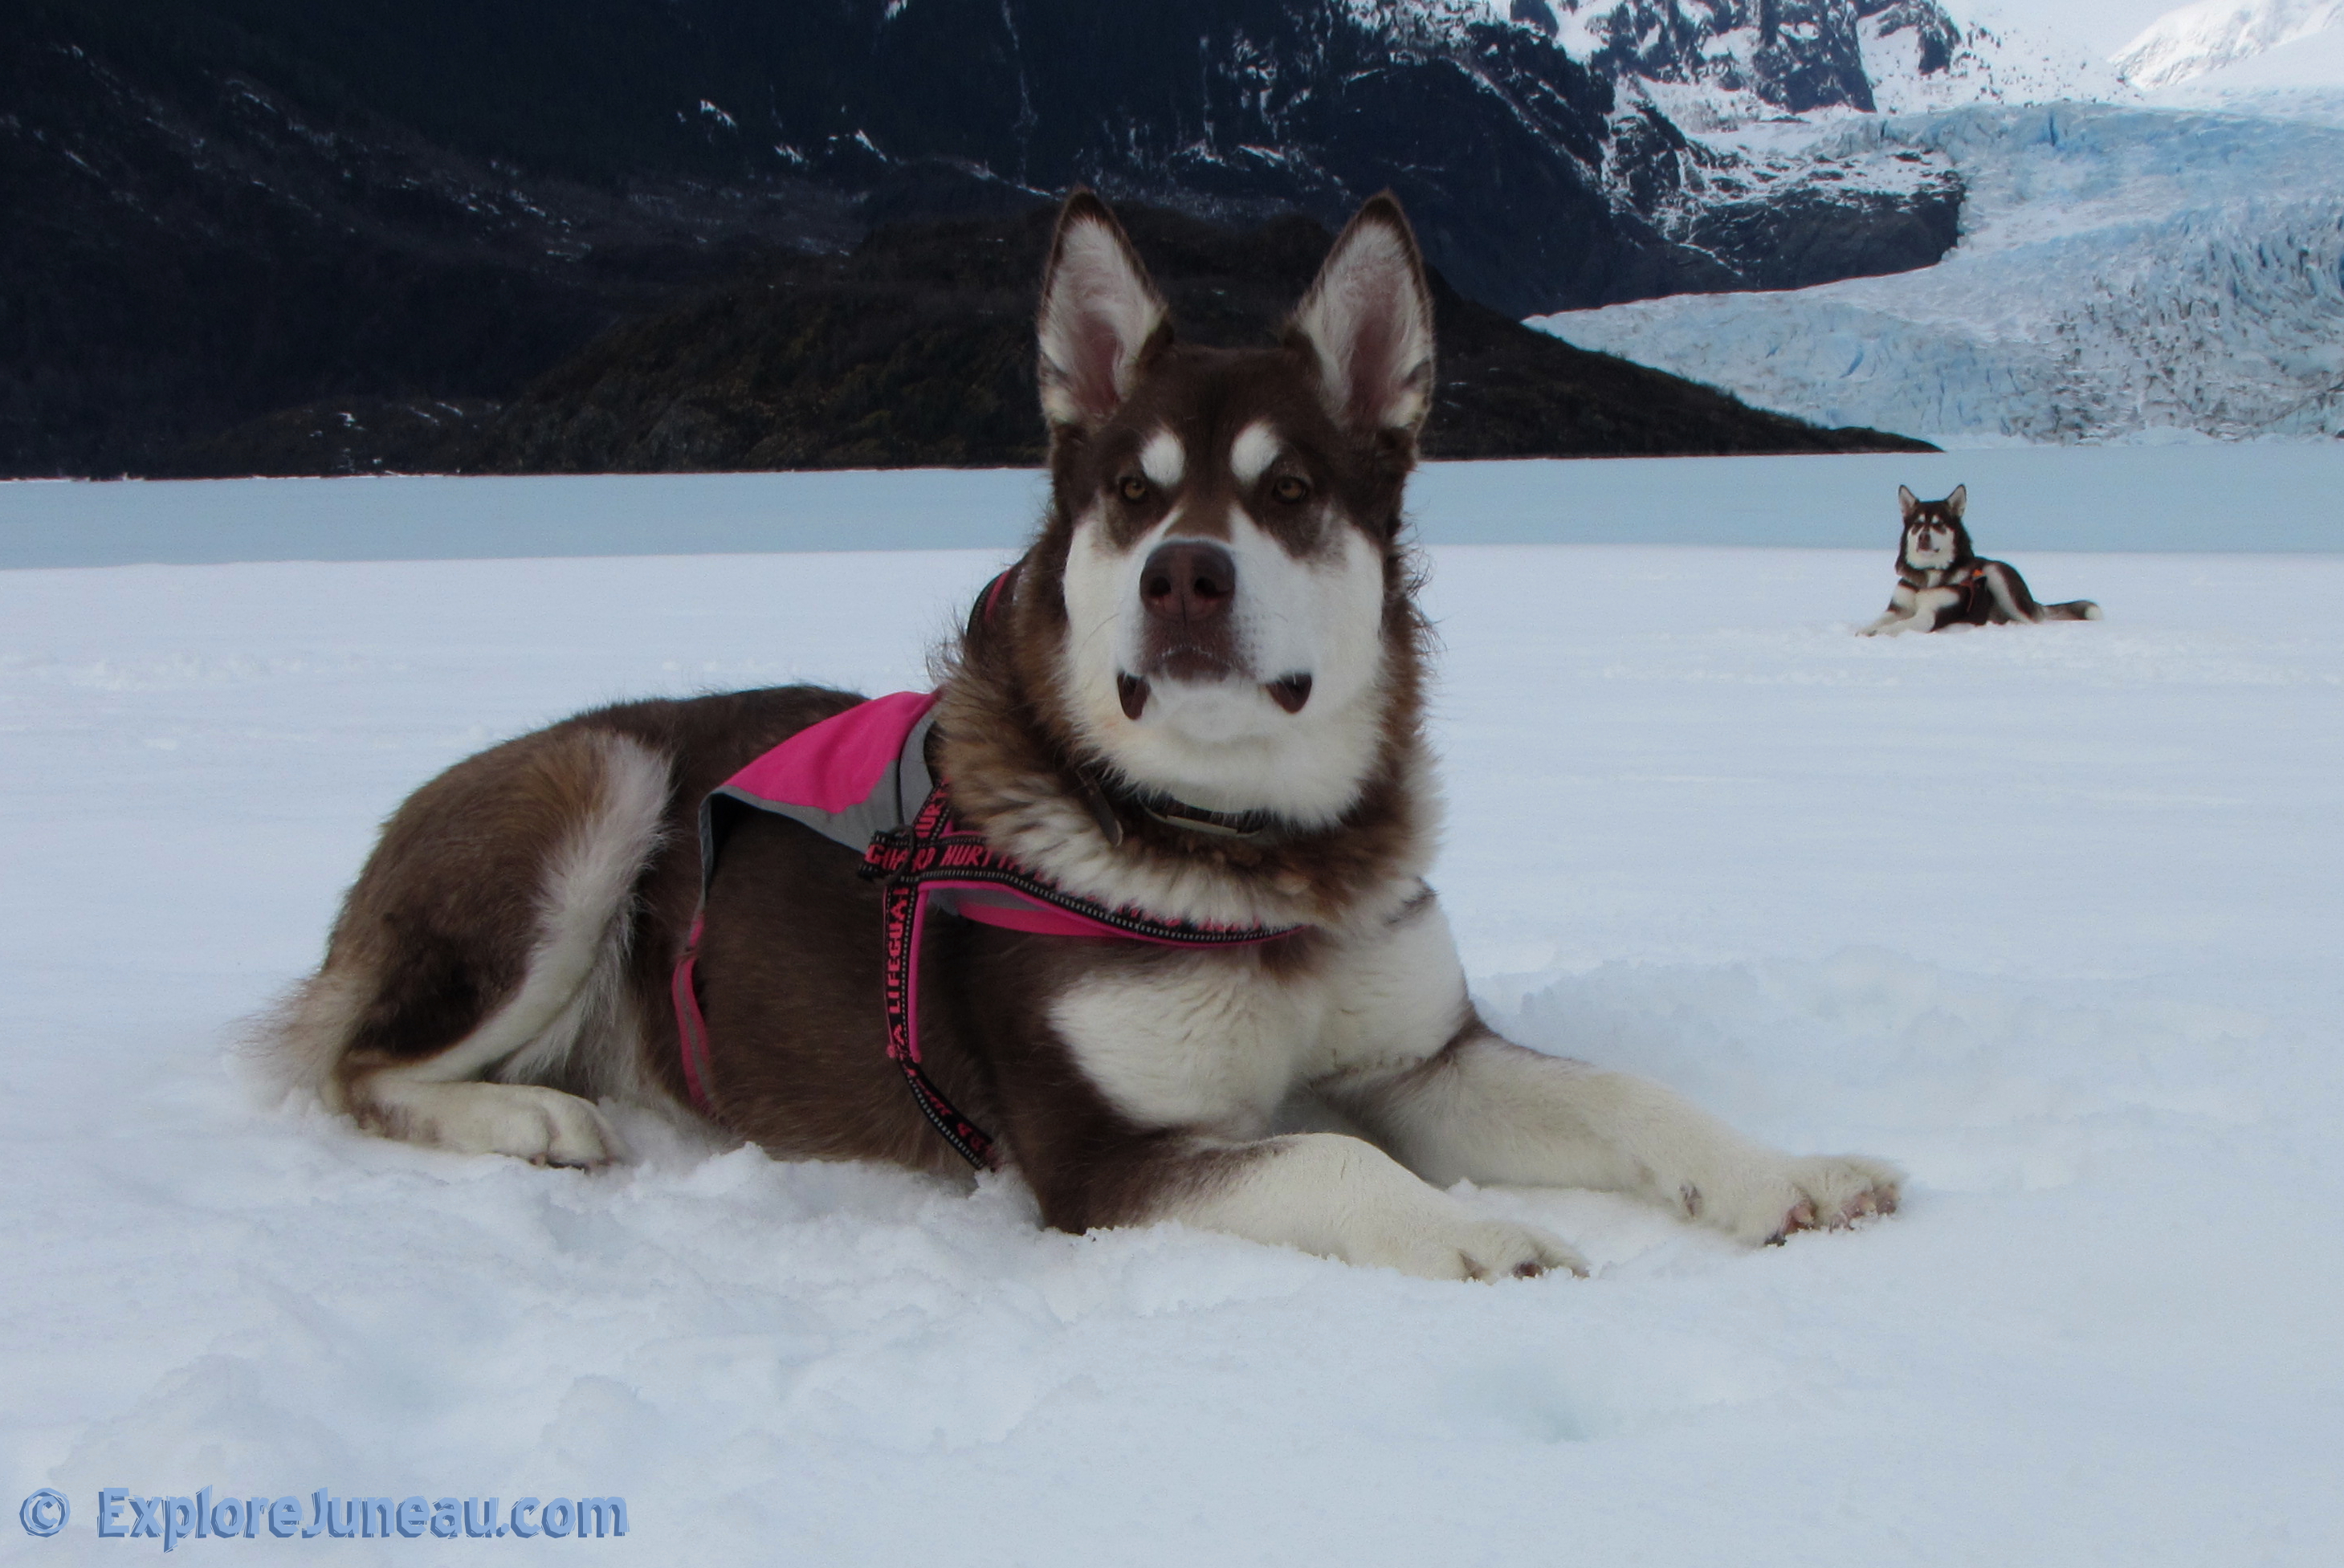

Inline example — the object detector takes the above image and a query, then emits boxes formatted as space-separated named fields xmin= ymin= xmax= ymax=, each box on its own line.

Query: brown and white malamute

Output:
xmin=1862 ymin=484 xmax=2101 ymax=634
xmin=264 ymin=193 xmax=1899 ymax=1280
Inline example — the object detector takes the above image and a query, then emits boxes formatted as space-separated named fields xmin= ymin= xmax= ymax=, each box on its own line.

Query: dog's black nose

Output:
xmin=1141 ymin=541 xmax=1236 ymax=623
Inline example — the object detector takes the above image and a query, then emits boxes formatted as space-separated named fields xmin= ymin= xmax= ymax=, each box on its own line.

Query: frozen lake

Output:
xmin=2 ymin=476 xmax=2340 ymax=1562
xmin=4 ymin=444 xmax=2342 ymax=569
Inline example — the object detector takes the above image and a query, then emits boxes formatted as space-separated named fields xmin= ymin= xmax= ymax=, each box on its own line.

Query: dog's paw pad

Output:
xmin=1767 ymin=1198 xmax=1820 ymax=1245
xmin=1457 ymin=1221 xmax=1588 ymax=1283
xmin=422 ymin=1084 xmax=623 ymax=1169
xmin=520 ymin=1097 xmax=622 ymax=1169
xmin=1771 ymin=1156 xmax=1902 ymax=1241
xmin=1368 ymin=1215 xmax=1586 ymax=1283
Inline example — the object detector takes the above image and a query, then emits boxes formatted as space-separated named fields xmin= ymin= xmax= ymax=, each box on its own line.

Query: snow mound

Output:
xmin=1532 ymin=103 xmax=2344 ymax=445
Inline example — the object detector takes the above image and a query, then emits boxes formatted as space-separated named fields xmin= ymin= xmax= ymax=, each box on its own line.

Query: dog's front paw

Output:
xmin=1355 ymin=1210 xmax=1589 ymax=1283
xmin=1701 ymin=1155 xmax=1902 ymax=1247
xmin=369 ymin=1081 xmax=626 ymax=1170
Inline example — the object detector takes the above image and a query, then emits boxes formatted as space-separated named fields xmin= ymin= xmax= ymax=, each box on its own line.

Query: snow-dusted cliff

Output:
xmin=1495 ymin=0 xmax=2119 ymax=116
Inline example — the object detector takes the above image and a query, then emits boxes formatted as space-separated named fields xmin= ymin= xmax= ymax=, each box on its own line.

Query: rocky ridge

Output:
xmin=161 ymin=206 xmax=1933 ymax=475
xmin=2 ymin=0 xmax=2006 ymax=476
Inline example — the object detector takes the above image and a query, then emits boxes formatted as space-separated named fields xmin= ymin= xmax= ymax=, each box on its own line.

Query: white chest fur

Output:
xmin=1048 ymin=892 xmax=1473 ymax=1135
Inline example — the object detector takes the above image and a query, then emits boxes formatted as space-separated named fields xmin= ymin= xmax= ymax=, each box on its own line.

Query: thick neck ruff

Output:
xmin=671 ymin=689 xmax=1301 ymax=1167
xmin=936 ymin=560 xmax=1439 ymax=939
xmin=1903 ymin=560 xmax=1983 ymax=587
xmin=985 ymin=564 xmax=1281 ymax=847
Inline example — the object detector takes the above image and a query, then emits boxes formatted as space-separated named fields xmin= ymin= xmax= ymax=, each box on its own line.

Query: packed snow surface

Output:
xmin=4 ymin=479 xmax=2342 ymax=1562
xmin=1535 ymin=100 xmax=2344 ymax=445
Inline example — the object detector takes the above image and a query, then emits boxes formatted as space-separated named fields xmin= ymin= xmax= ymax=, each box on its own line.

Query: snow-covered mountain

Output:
xmin=17 ymin=0 xmax=2309 ymax=470
xmin=1532 ymin=103 xmax=2344 ymax=444
xmin=1457 ymin=0 xmax=2138 ymax=308
xmin=2115 ymin=0 xmax=2344 ymax=88
xmin=1525 ymin=0 xmax=2125 ymax=120
xmin=1857 ymin=3 xmax=2134 ymax=112
xmin=6 ymin=0 xmax=2101 ymax=476
xmin=2138 ymin=0 xmax=2344 ymax=115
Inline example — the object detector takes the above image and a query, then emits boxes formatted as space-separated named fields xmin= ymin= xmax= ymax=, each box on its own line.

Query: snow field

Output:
xmin=2 ymin=530 xmax=2342 ymax=1564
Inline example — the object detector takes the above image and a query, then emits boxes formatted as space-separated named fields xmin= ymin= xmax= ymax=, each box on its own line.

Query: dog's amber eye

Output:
xmin=1117 ymin=475 xmax=1150 ymax=503
xmin=1270 ymin=474 xmax=1310 ymax=505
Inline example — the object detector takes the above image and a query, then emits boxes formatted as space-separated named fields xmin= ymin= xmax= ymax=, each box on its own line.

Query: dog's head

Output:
xmin=974 ymin=192 xmax=1433 ymax=834
xmin=1898 ymin=484 xmax=1975 ymax=573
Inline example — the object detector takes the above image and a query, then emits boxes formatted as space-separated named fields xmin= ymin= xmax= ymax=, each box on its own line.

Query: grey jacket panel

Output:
xmin=698 ymin=708 xmax=938 ymax=886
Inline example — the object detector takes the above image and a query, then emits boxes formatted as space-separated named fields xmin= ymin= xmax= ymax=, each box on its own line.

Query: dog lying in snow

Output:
xmin=263 ymin=191 xmax=1901 ymax=1281
xmin=1862 ymin=485 xmax=2101 ymax=635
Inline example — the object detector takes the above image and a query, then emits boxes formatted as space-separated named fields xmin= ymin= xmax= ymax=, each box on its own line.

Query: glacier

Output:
xmin=1534 ymin=100 xmax=2344 ymax=445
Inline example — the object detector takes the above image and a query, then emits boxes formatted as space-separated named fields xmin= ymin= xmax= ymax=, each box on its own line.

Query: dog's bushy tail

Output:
xmin=243 ymin=726 xmax=671 ymax=1112
xmin=1991 ymin=561 xmax=2099 ymax=623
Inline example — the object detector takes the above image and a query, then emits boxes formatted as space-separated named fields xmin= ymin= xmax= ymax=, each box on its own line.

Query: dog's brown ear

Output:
xmin=1037 ymin=191 xmax=1168 ymax=432
xmin=1292 ymin=193 xmax=1435 ymax=435
xmin=1898 ymin=484 xmax=1919 ymax=519
xmin=1946 ymin=483 xmax=1967 ymax=519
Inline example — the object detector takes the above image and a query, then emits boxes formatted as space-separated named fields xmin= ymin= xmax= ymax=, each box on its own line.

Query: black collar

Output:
xmin=1131 ymin=792 xmax=1274 ymax=838
xmin=1073 ymin=768 xmax=1274 ymax=845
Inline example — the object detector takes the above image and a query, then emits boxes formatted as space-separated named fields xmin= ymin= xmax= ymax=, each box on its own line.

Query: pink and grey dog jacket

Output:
xmin=672 ymin=690 xmax=1298 ymax=1168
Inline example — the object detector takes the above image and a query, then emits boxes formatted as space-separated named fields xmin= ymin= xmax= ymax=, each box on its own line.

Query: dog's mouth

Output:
xmin=1116 ymin=669 xmax=1315 ymax=719
xmin=1154 ymin=644 xmax=1235 ymax=684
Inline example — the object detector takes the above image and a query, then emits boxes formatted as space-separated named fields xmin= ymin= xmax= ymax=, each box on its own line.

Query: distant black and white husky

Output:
xmin=261 ymin=191 xmax=1900 ymax=1281
xmin=1862 ymin=485 xmax=2101 ymax=635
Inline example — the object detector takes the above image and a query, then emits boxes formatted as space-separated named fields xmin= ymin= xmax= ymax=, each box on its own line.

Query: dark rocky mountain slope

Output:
xmin=165 ymin=207 xmax=1931 ymax=475
xmin=4 ymin=0 xmax=1956 ymax=477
